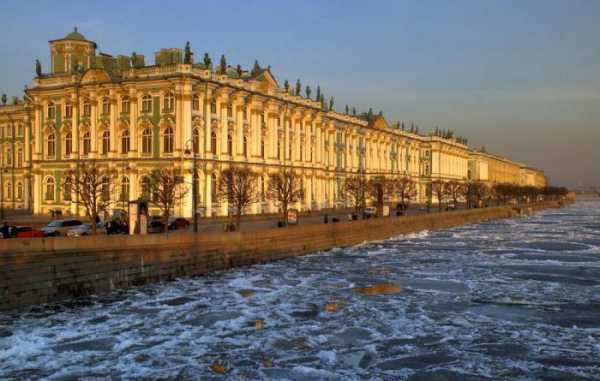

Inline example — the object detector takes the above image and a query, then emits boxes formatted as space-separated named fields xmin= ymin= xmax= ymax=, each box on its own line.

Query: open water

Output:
xmin=1 ymin=202 xmax=599 ymax=380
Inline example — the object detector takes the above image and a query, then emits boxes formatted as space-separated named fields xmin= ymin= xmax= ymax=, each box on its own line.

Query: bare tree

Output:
xmin=148 ymin=167 xmax=188 ymax=228
xmin=216 ymin=166 xmax=260 ymax=230
xmin=466 ymin=181 xmax=488 ymax=208
xmin=430 ymin=180 xmax=446 ymax=212
xmin=266 ymin=168 xmax=304 ymax=226
xmin=63 ymin=163 xmax=113 ymax=234
xmin=367 ymin=176 xmax=393 ymax=216
xmin=342 ymin=175 xmax=368 ymax=213
xmin=444 ymin=180 xmax=466 ymax=209
xmin=393 ymin=176 xmax=417 ymax=209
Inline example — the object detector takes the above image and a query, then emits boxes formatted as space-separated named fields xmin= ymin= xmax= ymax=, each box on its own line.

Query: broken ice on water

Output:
xmin=1 ymin=202 xmax=600 ymax=380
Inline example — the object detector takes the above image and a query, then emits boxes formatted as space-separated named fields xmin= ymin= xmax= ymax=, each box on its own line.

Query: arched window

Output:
xmin=64 ymin=132 xmax=72 ymax=156
xmin=210 ymin=130 xmax=217 ymax=155
xmin=6 ymin=182 xmax=12 ymax=200
xmin=17 ymin=148 xmax=23 ymax=168
xmin=101 ymin=176 xmax=110 ymax=201
xmin=83 ymin=101 xmax=91 ymax=117
xmin=227 ymin=133 xmax=233 ymax=155
xmin=47 ymin=133 xmax=56 ymax=157
xmin=121 ymin=96 xmax=130 ymax=114
xmin=121 ymin=130 xmax=130 ymax=154
xmin=163 ymin=126 xmax=174 ymax=153
xmin=44 ymin=177 xmax=55 ymax=201
xmin=65 ymin=103 xmax=73 ymax=118
xmin=141 ymin=176 xmax=151 ymax=200
xmin=102 ymin=98 xmax=110 ymax=115
xmin=243 ymin=135 xmax=248 ymax=157
xmin=120 ymin=177 xmax=130 ymax=202
xmin=16 ymin=182 xmax=23 ymax=200
xmin=101 ymin=131 xmax=110 ymax=155
xmin=142 ymin=128 xmax=152 ymax=154
xmin=142 ymin=95 xmax=152 ymax=113
xmin=47 ymin=102 xmax=55 ymax=119
xmin=82 ymin=132 xmax=91 ymax=155
xmin=164 ymin=92 xmax=174 ymax=112
xmin=192 ymin=128 xmax=200 ymax=154
xmin=192 ymin=94 xmax=200 ymax=111
xmin=63 ymin=177 xmax=72 ymax=201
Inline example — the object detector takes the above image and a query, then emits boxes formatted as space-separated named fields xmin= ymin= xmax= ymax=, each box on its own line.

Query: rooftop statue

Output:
xmin=35 ymin=59 xmax=42 ymax=77
xmin=184 ymin=42 xmax=192 ymax=64
xmin=203 ymin=53 xmax=212 ymax=68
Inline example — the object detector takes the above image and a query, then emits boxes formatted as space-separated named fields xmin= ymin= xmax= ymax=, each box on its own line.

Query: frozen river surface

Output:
xmin=1 ymin=202 xmax=600 ymax=380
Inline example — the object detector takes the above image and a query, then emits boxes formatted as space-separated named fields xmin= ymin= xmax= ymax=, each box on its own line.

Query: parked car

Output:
xmin=14 ymin=226 xmax=45 ymax=238
xmin=168 ymin=217 xmax=190 ymax=231
xmin=66 ymin=223 xmax=107 ymax=237
xmin=41 ymin=219 xmax=83 ymax=237
xmin=147 ymin=220 xmax=165 ymax=234
xmin=363 ymin=206 xmax=377 ymax=218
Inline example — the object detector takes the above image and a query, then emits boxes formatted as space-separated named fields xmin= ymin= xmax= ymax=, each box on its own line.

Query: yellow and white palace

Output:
xmin=0 ymin=29 xmax=547 ymax=218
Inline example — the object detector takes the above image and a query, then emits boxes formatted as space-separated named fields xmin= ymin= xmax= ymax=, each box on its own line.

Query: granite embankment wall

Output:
xmin=0 ymin=202 xmax=562 ymax=312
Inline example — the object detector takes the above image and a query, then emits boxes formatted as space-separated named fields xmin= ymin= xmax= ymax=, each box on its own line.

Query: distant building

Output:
xmin=0 ymin=29 xmax=547 ymax=217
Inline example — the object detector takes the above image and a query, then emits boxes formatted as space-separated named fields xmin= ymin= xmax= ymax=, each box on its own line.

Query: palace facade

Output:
xmin=0 ymin=29 xmax=547 ymax=218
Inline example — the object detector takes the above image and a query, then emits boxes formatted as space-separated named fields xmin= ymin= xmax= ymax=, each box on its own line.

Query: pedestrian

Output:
xmin=0 ymin=222 xmax=10 ymax=238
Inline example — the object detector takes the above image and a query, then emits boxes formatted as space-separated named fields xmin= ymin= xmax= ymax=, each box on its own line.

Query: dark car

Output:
xmin=147 ymin=220 xmax=165 ymax=234
xmin=168 ymin=217 xmax=190 ymax=231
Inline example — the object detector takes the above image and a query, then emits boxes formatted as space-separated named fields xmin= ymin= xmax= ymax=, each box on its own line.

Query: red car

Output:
xmin=15 ymin=226 xmax=45 ymax=238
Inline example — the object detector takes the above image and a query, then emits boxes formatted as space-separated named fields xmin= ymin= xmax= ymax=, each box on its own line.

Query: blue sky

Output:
xmin=1 ymin=0 xmax=599 ymax=187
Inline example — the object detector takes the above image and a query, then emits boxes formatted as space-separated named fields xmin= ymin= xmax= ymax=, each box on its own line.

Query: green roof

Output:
xmin=65 ymin=27 xmax=87 ymax=41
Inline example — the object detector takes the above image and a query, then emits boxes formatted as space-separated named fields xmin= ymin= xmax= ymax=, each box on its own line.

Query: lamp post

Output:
xmin=121 ymin=161 xmax=130 ymax=211
xmin=184 ymin=139 xmax=198 ymax=233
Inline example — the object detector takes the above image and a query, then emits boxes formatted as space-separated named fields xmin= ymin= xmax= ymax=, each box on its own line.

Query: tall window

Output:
xmin=142 ymin=128 xmax=152 ymax=154
xmin=164 ymin=92 xmax=174 ymax=112
xmin=227 ymin=133 xmax=233 ymax=155
xmin=47 ymin=103 xmax=55 ymax=119
xmin=121 ymin=130 xmax=130 ymax=154
xmin=6 ymin=182 xmax=12 ymax=200
xmin=65 ymin=103 xmax=73 ymax=118
xmin=17 ymin=124 xmax=23 ymax=137
xmin=83 ymin=102 xmax=91 ymax=117
xmin=102 ymin=98 xmax=110 ymax=115
xmin=141 ymin=176 xmax=151 ymax=200
xmin=120 ymin=177 xmax=130 ymax=202
xmin=101 ymin=177 xmax=110 ymax=201
xmin=277 ymin=139 xmax=281 ymax=159
xmin=210 ymin=100 xmax=217 ymax=114
xmin=63 ymin=177 xmax=72 ymax=201
xmin=101 ymin=131 xmax=110 ymax=155
xmin=192 ymin=128 xmax=199 ymax=154
xmin=16 ymin=182 xmax=23 ymax=200
xmin=45 ymin=177 xmax=55 ymax=201
xmin=6 ymin=148 xmax=12 ymax=166
xmin=210 ymin=130 xmax=217 ymax=155
xmin=65 ymin=132 xmax=72 ymax=156
xmin=243 ymin=135 xmax=248 ymax=157
xmin=17 ymin=148 xmax=23 ymax=168
xmin=163 ymin=126 xmax=174 ymax=153
xmin=82 ymin=132 xmax=91 ymax=155
xmin=121 ymin=96 xmax=130 ymax=114
xmin=227 ymin=104 xmax=233 ymax=118
xmin=192 ymin=94 xmax=200 ymax=111
xmin=142 ymin=95 xmax=152 ymax=113
xmin=47 ymin=134 xmax=56 ymax=157
xmin=260 ymin=137 xmax=265 ymax=158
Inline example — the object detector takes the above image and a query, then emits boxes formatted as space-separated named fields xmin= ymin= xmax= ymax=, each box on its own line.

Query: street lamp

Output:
xmin=184 ymin=139 xmax=198 ymax=233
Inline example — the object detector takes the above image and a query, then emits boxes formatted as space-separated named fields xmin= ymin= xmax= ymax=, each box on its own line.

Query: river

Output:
xmin=1 ymin=202 xmax=599 ymax=380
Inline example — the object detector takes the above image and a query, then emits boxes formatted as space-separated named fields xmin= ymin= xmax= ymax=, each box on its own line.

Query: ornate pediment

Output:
xmin=80 ymin=68 xmax=111 ymax=85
